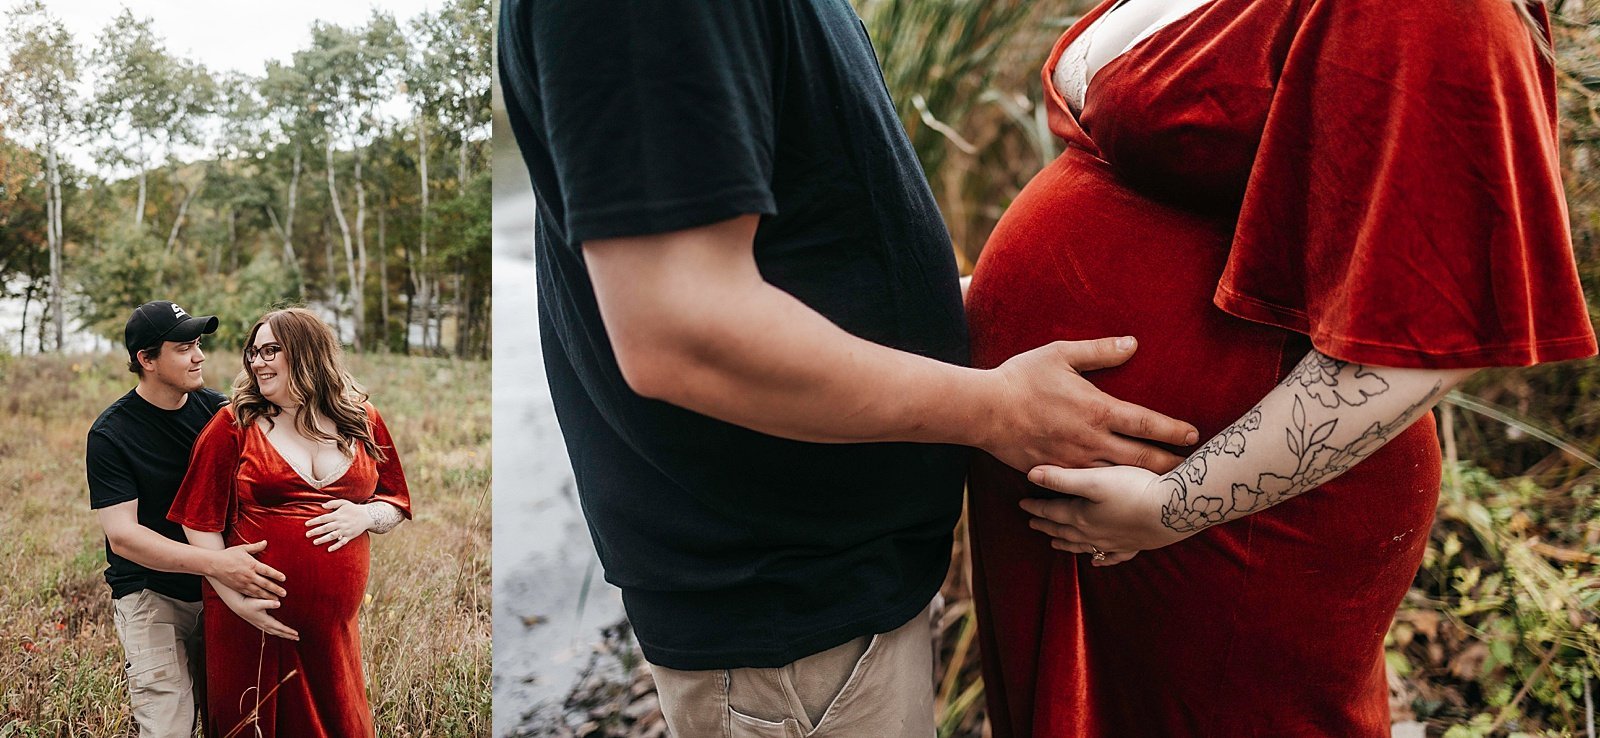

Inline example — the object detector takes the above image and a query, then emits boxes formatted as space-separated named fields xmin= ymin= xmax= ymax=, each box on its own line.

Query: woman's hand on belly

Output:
xmin=215 ymin=587 xmax=301 ymax=641
xmin=305 ymin=498 xmax=377 ymax=552
xmin=1020 ymin=466 xmax=1183 ymax=563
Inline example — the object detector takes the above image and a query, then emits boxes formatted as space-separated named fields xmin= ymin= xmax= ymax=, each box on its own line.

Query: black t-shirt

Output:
xmin=500 ymin=0 xmax=971 ymax=668
xmin=87 ymin=387 xmax=228 ymax=601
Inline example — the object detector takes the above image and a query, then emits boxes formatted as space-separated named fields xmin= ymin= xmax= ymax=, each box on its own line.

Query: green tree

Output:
xmin=90 ymin=10 xmax=215 ymax=231
xmin=200 ymin=72 xmax=275 ymax=274
xmin=0 ymin=136 xmax=47 ymax=353
xmin=1 ymin=0 xmax=79 ymax=351
xmin=261 ymin=60 xmax=315 ymax=287
xmin=74 ymin=219 xmax=171 ymax=339
xmin=408 ymin=0 xmax=491 ymax=356
xmin=413 ymin=0 xmax=492 ymax=184
xmin=428 ymin=169 xmax=489 ymax=358
xmin=294 ymin=13 xmax=406 ymax=351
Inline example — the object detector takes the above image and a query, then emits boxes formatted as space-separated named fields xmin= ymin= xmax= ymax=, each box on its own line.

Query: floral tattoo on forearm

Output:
xmin=365 ymin=501 xmax=405 ymax=533
xmin=1158 ymin=352 xmax=1445 ymax=533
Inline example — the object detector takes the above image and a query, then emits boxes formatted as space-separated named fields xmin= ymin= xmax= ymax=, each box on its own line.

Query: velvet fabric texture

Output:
xmin=964 ymin=0 xmax=1597 ymax=736
xmin=168 ymin=404 xmax=411 ymax=738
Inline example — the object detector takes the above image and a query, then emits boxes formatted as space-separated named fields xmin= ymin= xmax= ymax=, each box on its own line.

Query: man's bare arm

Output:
xmin=182 ymin=527 xmax=298 ymax=641
xmin=584 ymin=214 xmax=1199 ymax=472
xmin=98 ymin=501 xmax=286 ymax=598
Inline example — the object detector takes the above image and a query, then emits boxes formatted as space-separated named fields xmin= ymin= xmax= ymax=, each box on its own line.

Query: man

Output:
xmin=87 ymin=300 xmax=288 ymax=738
xmin=499 ymin=2 xmax=1197 ymax=733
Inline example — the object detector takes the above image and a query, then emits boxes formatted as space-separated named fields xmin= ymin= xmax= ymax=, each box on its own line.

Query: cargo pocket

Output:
xmin=124 ymin=623 xmax=188 ymax=730
xmin=728 ymin=707 xmax=805 ymax=738
xmin=126 ymin=642 xmax=181 ymax=692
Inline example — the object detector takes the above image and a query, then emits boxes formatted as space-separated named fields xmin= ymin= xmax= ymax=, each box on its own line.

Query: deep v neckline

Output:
xmin=1048 ymin=0 xmax=1223 ymax=136
xmin=254 ymin=419 xmax=355 ymax=490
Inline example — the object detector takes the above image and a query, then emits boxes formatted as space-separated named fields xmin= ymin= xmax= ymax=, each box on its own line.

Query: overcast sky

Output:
xmin=12 ymin=0 xmax=445 ymax=169
xmin=46 ymin=0 xmax=439 ymax=76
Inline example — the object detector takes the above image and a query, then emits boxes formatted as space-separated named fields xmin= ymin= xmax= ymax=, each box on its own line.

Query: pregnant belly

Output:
xmin=967 ymin=147 xmax=1441 ymax=525
xmin=967 ymin=147 xmax=1289 ymax=437
xmin=223 ymin=503 xmax=370 ymax=627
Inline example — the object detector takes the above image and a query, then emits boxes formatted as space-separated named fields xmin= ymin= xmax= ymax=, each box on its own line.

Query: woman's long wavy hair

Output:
xmin=1517 ymin=0 xmax=1554 ymax=60
xmin=232 ymin=308 xmax=386 ymax=463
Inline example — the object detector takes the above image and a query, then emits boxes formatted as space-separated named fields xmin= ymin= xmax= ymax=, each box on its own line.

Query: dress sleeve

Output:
xmin=1215 ymin=0 xmax=1597 ymax=368
xmin=365 ymin=404 xmax=412 ymax=520
xmin=167 ymin=407 xmax=241 ymax=533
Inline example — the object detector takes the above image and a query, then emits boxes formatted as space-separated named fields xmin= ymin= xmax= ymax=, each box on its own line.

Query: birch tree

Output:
xmin=90 ymin=11 xmax=214 ymax=232
xmin=261 ymin=61 xmax=315 ymax=287
xmin=295 ymin=15 xmax=404 ymax=350
xmin=2 ymin=0 xmax=78 ymax=351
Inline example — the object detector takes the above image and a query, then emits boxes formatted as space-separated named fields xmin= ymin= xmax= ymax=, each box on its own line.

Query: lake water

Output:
xmin=0 ymin=279 xmax=112 ymax=354
xmin=490 ymin=116 xmax=627 ymax=736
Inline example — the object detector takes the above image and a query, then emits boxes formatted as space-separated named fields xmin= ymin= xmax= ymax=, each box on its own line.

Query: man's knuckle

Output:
xmin=1096 ymin=403 xmax=1117 ymax=429
xmin=1138 ymin=413 xmax=1156 ymax=436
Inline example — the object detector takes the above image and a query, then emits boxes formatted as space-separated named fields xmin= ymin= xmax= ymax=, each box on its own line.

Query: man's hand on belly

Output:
xmin=206 ymin=540 xmax=288 ymax=598
xmin=977 ymin=336 xmax=1199 ymax=473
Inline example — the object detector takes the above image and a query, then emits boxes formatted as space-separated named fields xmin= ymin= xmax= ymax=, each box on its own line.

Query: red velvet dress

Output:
xmin=168 ymin=404 xmax=411 ymax=738
xmin=964 ymin=0 xmax=1597 ymax=736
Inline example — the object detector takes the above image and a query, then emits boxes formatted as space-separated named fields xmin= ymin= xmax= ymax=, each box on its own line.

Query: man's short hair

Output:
xmin=127 ymin=343 xmax=162 ymax=375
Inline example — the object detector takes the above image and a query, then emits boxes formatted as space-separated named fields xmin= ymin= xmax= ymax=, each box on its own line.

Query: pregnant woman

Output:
xmin=964 ymin=0 xmax=1596 ymax=735
xmin=169 ymin=308 xmax=411 ymax=737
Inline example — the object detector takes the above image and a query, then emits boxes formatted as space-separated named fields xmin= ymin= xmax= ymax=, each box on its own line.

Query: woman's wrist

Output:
xmin=363 ymin=501 xmax=404 ymax=534
xmin=210 ymin=578 xmax=246 ymax=608
xmin=1155 ymin=351 xmax=1470 ymax=533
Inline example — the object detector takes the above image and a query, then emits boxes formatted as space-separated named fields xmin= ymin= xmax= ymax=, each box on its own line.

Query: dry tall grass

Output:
xmin=0 ymin=352 xmax=490 ymax=736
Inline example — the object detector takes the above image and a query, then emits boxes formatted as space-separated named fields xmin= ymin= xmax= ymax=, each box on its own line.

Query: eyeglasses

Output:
xmin=245 ymin=343 xmax=284 ymax=363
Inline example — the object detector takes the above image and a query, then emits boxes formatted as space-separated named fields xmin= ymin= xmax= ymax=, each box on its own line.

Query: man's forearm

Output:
xmin=182 ymin=528 xmax=239 ymax=598
xmin=587 ymin=214 xmax=1197 ymax=473
xmin=106 ymin=524 xmax=219 ymax=577
xmin=621 ymin=274 xmax=998 ymax=448
xmin=1154 ymin=351 xmax=1474 ymax=532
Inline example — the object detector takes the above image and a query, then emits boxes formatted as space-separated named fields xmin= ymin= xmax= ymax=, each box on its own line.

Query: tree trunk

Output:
xmin=378 ymin=206 xmax=390 ymax=351
xmin=19 ymin=270 xmax=32 ymax=355
xmin=459 ymin=127 xmax=469 ymax=184
xmin=326 ymin=135 xmax=361 ymax=351
xmin=228 ymin=206 xmax=239 ymax=271
xmin=134 ymin=168 xmax=147 ymax=229
xmin=354 ymin=151 xmax=368 ymax=351
xmin=435 ymin=276 xmax=447 ymax=354
xmin=164 ymin=181 xmax=202 ymax=255
xmin=416 ymin=112 xmax=432 ymax=352
xmin=283 ymin=145 xmax=303 ymax=282
xmin=454 ymin=264 xmax=467 ymax=356
xmin=401 ymin=224 xmax=415 ymax=353
xmin=46 ymin=143 xmax=64 ymax=352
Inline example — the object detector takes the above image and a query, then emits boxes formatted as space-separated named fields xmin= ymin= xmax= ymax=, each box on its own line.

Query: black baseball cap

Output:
xmin=124 ymin=301 xmax=219 ymax=358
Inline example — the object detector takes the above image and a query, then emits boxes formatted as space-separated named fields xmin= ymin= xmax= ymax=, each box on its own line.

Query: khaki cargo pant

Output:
xmin=111 ymin=589 xmax=204 ymax=738
xmin=650 ymin=598 xmax=939 ymax=738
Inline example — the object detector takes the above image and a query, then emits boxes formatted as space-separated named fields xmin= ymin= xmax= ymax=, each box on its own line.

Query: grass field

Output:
xmin=0 ymin=352 xmax=491 ymax=736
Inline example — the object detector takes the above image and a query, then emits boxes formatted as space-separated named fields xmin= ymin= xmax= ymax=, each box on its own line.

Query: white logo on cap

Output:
xmin=171 ymin=303 xmax=189 ymax=319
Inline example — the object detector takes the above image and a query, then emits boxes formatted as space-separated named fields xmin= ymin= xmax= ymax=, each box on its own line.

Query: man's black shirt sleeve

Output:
xmin=515 ymin=0 xmax=779 ymax=243
xmin=202 ymin=388 xmax=228 ymax=414
xmin=87 ymin=431 xmax=139 ymax=510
